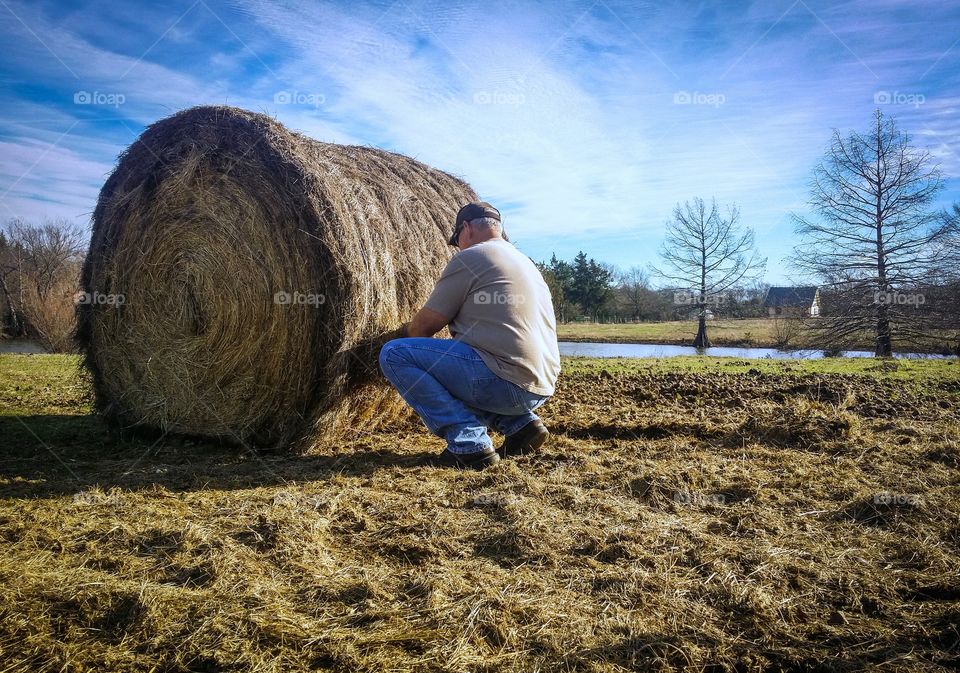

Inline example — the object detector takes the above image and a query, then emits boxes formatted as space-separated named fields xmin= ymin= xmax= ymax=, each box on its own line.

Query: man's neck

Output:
xmin=466 ymin=235 xmax=503 ymax=250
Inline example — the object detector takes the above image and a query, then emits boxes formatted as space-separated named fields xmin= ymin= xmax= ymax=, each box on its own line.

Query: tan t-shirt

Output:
xmin=425 ymin=238 xmax=561 ymax=396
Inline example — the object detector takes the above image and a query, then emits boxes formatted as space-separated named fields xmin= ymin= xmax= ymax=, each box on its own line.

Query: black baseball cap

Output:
xmin=449 ymin=201 xmax=501 ymax=246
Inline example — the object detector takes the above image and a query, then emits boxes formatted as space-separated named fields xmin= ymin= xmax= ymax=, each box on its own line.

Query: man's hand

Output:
xmin=407 ymin=306 xmax=450 ymax=338
xmin=380 ymin=323 xmax=409 ymax=342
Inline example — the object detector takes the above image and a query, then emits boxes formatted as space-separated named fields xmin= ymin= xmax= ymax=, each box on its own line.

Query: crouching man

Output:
xmin=379 ymin=202 xmax=561 ymax=470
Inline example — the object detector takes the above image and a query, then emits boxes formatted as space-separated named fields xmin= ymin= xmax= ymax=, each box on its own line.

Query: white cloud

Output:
xmin=0 ymin=136 xmax=112 ymax=225
xmin=0 ymin=0 xmax=957 ymax=282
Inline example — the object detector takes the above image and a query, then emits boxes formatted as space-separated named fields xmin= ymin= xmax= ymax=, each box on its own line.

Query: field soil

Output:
xmin=1 ymin=354 xmax=959 ymax=672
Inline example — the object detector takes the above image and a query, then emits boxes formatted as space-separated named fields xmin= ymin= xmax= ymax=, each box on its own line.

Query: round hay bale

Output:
xmin=77 ymin=105 xmax=477 ymax=450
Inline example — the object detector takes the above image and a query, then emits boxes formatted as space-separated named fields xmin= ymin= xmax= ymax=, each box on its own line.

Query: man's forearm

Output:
xmin=407 ymin=307 xmax=450 ymax=337
xmin=406 ymin=319 xmax=434 ymax=338
xmin=405 ymin=321 xmax=428 ymax=338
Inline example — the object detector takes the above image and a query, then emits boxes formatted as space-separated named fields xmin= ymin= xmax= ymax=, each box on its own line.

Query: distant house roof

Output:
xmin=764 ymin=286 xmax=818 ymax=307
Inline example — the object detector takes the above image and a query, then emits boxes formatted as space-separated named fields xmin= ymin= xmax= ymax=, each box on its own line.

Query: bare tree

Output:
xmin=771 ymin=312 xmax=803 ymax=349
xmin=0 ymin=229 xmax=26 ymax=337
xmin=925 ymin=204 xmax=960 ymax=350
xmin=617 ymin=266 xmax=651 ymax=321
xmin=652 ymin=197 xmax=766 ymax=347
xmin=2 ymin=218 xmax=86 ymax=351
xmin=790 ymin=110 xmax=948 ymax=356
xmin=10 ymin=218 xmax=85 ymax=302
xmin=935 ymin=203 xmax=960 ymax=282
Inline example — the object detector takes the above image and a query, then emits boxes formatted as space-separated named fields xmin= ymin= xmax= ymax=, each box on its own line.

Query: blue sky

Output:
xmin=1 ymin=0 xmax=958 ymax=283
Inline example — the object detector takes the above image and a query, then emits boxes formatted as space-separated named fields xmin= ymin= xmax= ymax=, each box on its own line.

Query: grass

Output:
xmin=557 ymin=318 xmax=781 ymax=347
xmin=2 ymin=353 xmax=959 ymax=672
xmin=557 ymin=317 xmax=958 ymax=354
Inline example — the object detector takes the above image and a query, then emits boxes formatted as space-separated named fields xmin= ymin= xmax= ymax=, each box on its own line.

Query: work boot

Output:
xmin=497 ymin=420 xmax=549 ymax=458
xmin=431 ymin=446 xmax=500 ymax=470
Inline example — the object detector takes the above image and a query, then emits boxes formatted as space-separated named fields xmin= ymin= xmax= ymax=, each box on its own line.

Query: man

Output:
xmin=378 ymin=201 xmax=561 ymax=470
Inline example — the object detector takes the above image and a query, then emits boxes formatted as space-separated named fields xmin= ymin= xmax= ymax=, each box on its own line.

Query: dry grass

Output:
xmin=556 ymin=319 xmax=958 ymax=354
xmin=556 ymin=319 xmax=785 ymax=347
xmin=77 ymin=105 xmax=475 ymax=451
xmin=1 ymin=353 xmax=959 ymax=672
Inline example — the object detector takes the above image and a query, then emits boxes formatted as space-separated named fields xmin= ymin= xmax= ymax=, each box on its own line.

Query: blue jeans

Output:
xmin=379 ymin=338 xmax=549 ymax=454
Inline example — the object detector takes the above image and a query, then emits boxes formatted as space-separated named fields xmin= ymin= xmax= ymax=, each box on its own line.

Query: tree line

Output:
xmin=537 ymin=252 xmax=771 ymax=325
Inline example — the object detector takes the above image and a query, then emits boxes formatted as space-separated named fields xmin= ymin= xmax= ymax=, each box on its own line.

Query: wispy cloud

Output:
xmin=0 ymin=135 xmax=112 ymax=221
xmin=0 ymin=0 xmax=957 ymax=281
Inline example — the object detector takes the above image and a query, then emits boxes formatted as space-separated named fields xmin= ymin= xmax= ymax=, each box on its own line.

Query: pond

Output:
xmin=0 ymin=340 xmax=48 ymax=354
xmin=0 ymin=339 xmax=949 ymax=360
xmin=558 ymin=342 xmax=950 ymax=360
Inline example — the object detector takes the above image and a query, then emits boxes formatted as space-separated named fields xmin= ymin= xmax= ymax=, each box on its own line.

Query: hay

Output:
xmin=736 ymin=397 xmax=861 ymax=450
xmin=77 ymin=105 xmax=477 ymax=450
xmin=3 ymin=355 xmax=959 ymax=671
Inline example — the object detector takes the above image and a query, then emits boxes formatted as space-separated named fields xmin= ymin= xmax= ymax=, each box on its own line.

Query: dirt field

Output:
xmin=1 ymin=354 xmax=958 ymax=672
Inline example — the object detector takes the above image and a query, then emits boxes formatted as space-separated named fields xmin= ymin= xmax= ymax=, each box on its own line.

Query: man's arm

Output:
xmin=398 ymin=252 xmax=470 ymax=339
xmin=406 ymin=306 xmax=450 ymax=337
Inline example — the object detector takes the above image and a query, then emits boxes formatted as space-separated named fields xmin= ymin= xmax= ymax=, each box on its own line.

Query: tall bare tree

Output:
xmin=652 ymin=197 xmax=765 ymax=347
xmin=790 ymin=110 xmax=948 ymax=356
